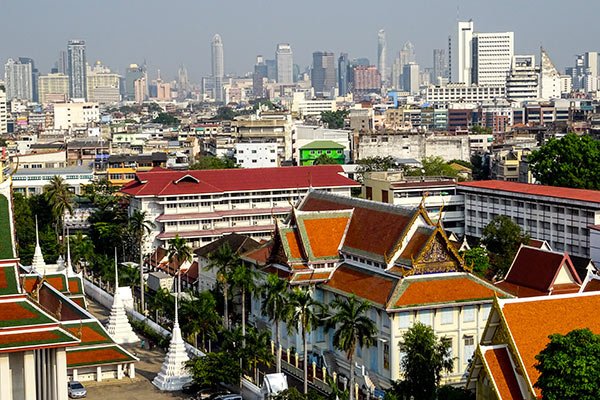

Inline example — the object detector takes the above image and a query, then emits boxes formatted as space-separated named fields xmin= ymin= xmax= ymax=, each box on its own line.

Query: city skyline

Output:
xmin=2 ymin=0 xmax=600 ymax=82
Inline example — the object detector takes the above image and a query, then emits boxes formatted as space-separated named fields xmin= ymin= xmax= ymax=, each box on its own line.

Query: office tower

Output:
xmin=38 ymin=73 xmax=69 ymax=104
xmin=583 ymin=52 xmax=599 ymax=92
xmin=86 ymin=62 xmax=121 ymax=104
xmin=506 ymin=55 xmax=540 ymax=103
xmin=276 ymin=43 xmax=293 ymax=85
xmin=391 ymin=56 xmax=402 ymax=90
xmin=125 ymin=63 xmax=146 ymax=101
xmin=311 ymin=51 xmax=336 ymax=98
xmin=539 ymin=48 xmax=561 ymax=100
xmin=402 ymin=63 xmax=420 ymax=94
xmin=377 ymin=29 xmax=387 ymax=84
xmin=452 ymin=21 xmax=474 ymax=84
xmin=0 ymin=83 xmax=6 ymax=134
xmin=211 ymin=34 xmax=224 ymax=102
xmin=253 ymin=56 xmax=268 ymax=98
xmin=58 ymin=51 xmax=68 ymax=75
xmin=352 ymin=65 xmax=381 ymax=98
xmin=4 ymin=58 xmax=33 ymax=101
xmin=433 ymin=49 xmax=448 ymax=84
xmin=67 ymin=40 xmax=87 ymax=99
xmin=134 ymin=76 xmax=147 ymax=104
xmin=472 ymin=31 xmax=514 ymax=86
xmin=399 ymin=41 xmax=416 ymax=66
xmin=178 ymin=64 xmax=189 ymax=98
xmin=338 ymin=53 xmax=349 ymax=96
xmin=18 ymin=58 xmax=39 ymax=102
xmin=265 ymin=59 xmax=277 ymax=81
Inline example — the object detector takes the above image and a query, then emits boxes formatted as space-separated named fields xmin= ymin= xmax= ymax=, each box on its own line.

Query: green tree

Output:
xmin=437 ymin=385 xmax=475 ymax=400
xmin=320 ymin=110 xmax=349 ymax=129
xmin=405 ymin=156 xmax=458 ymax=178
xmin=397 ymin=322 xmax=453 ymax=400
xmin=313 ymin=154 xmax=340 ymax=165
xmin=230 ymin=263 xmax=259 ymax=337
xmin=190 ymin=156 xmax=238 ymax=170
xmin=207 ymin=243 xmax=239 ymax=330
xmin=461 ymin=247 xmax=490 ymax=277
xmin=470 ymin=153 xmax=490 ymax=181
xmin=330 ymin=295 xmax=377 ymax=400
xmin=243 ymin=327 xmax=274 ymax=383
xmin=535 ymin=328 xmax=600 ymax=400
xmin=529 ymin=133 xmax=600 ymax=189
xmin=285 ymin=287 xmax=325 ymax=394
xmin=148 ymin=288 xmax=174 ymax=324
xmin=179 ymin=290 xmax=221 ymax=351
xmin=470 ymin=125 xmax=492 ymax=135
xmin=13 ymin=193 xmax=35 ymax=264
xmin=128 ymin=210 xmax=155 ymax=313
xmin=260 ymin=273 xmax=289 ymax=373
xmin=70 ymin=232 xmax=95 ymax=275
xmin=152 ymin=112 xmax=180 ymax=125
xmin=44 ymin=175 xmax=74 ymax=244
xmin=167 ymin=235 xmax=193 ymax=267
xmin=356 ymin=156 xmax=397 ymax=174
xmin=214 ymin=106 xmax=237 ymax=120
xmin=481 ymin=215 xmax=529 ymax=278
xmin=186 ymin=352 xmax=242 ymax=388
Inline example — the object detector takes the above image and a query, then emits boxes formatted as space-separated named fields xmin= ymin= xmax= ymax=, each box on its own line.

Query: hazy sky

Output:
xmin=2 ymin=0 xmax=599 ymax=82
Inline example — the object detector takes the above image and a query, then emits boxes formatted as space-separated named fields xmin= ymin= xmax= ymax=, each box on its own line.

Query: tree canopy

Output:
xmin=152 ymin=112 xmax=180 ymax=125
xmin=535 ymin=328 xmax=600 ymax=400
xmin=186 ymin=351 xmax=242 ymax=388
xmin=481 ymin=215 xmax=529 ymax=278
xmin=529 ymin=133 xmax=600 ymax=189
xmin=461 ymin=247 xmax=490 ymax=277
xmin=405 ymin=156 xmax=459 ymax=178
xmin=313 ymin=154 xmax=340 ymax=165
xmin=189 ymin=156 xmax=237 ymax=170
xmin=320 ymin=110 xmax=349 ymax=129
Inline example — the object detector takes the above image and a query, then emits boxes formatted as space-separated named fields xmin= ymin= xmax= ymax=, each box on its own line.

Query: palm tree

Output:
xmin=179 ymin=290 xmax=221 ymax=351
xmin=331 ymin=295 xmax=377 ymax=400
xmin=206 ymin=243 xmax=239 ymax=330
xmin=230 ymin=263 xmax=259 ymax=338
xmin=260 ymin=273 xmax=289 ymax=373
xmin=128 ymin=210 xmax=155 ymax=313
xmin=70 ymin=232 xmax=94 ymax=275
xmin=244 ymin=327 xmax=274 ymax=384
xmin=285 ymin=287 xmax=325 ymax=394
xmin=167 ymin=234 xmax=193 ymax=268
xmin=44 ymin=175 xmax=74 ymax=245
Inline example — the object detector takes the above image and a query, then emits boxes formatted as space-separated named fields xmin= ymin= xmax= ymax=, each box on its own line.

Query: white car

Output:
xmin=68 ymin=381 xmax=87 ymax=398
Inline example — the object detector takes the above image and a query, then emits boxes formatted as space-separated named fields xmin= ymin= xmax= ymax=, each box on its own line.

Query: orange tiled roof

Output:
xmin=501 ymin=294 xmax=600 ymax=395
xmin=583 ymin=277 xmax=600 ymax=292
xmin=242 ymin=242 xmax=273 ymax=266
xmin=290 ymin=271 xmax=332 ymax=284
xmin=68 ymin=277 xmax=83 ymax=295
xmin=67 ymin=345 xmax=134 ymax=368
xmin=399 ymin=226 xmax=433 ymax=261
xmin=483 ymin=347 xmax=524 ymax=400
xmin=393 ymin=275 xmax=503 ymax=308
xmin=302 ymin=216 xmax=349 ymax=259
xmin=325 ymin=264 xmax=397 ymax=306
xmin=65 ymin=324 xmax=111 ymax=346
xmin=0 ymin=328 xmax=79 ymax=351
xmin=285 ymin=231 xmax=303 ymax=260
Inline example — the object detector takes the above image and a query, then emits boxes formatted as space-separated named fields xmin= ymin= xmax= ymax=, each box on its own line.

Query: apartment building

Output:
xmin=121 ymin=165 xmax=359 ymax=251
xmin=459 ymin=181 xmax=600 ymax=257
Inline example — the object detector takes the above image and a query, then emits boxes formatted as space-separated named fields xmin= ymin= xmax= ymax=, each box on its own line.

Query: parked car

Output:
xmin=68 ymin=381 xmax=87 ymax=398
xmin=212 ymin=394 xmax=242 ymax=400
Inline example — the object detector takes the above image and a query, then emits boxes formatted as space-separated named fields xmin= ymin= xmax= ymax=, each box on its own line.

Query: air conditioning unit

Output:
xmin=252 ymin=204 xmax=257 ymax=208
xmin=231 ymin=204 xmax=237 ymax=209
xmin=232 ymin=222 xmax=237 ymax=226
xmin=253 ymin=221 xmax=258 ymax=225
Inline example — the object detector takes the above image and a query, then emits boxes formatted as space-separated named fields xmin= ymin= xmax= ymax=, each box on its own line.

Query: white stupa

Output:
xmin=106 ymin=249 xmax=139 ymax=344
xmin=31 ymin=217 xmax=46 ymax=274
xmin=152 ymin=275 xmax=192 ymax=391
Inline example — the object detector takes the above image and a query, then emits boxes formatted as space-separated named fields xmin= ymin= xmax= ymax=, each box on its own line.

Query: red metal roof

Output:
xmin=121 ymin=165 xmax=359 ymax=197
xmin=459 ymin=181 xmax=600 ymax=204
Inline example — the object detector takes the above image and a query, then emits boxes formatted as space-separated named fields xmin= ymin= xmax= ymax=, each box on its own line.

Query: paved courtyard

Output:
xmin=84 ymin=301 xmax=191 ymax=400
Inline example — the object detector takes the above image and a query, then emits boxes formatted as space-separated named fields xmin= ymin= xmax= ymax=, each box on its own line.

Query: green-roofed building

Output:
xmin=299 ymin=140 xmax=345 ymax=166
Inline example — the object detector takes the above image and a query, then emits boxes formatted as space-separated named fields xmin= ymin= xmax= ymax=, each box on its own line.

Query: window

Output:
xmin=441 ymin=308 xmax=454 ymax=325
xmin=464 ymin=336 xmax=475 ymax=364
xmin=382 ymin=313 xmax=390 ymax=329
xmin=383 ymin=343 xmax=390 ymax=370
xmin=418 ymin=310 xmax=432 ymax=326
xmin=398 ymin=312 xmax=411 ymax=329
xmin=463 ymin=306 xmax=475 ymax=323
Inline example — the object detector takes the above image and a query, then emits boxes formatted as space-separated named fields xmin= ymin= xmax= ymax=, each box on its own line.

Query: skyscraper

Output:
xmin=472 ymin=31 xmax=514 ymax=86
xmin=67 ymin=40 xmax=87 ymax=99
xmin=432 ymin=49 xmax=448 ymax=84
xmin=399 ymin=41 xmax=416 ymax=66
xmin=0 ymin=83 xmax=7 ymax=134
xmin=178 ymin=64 xmax=189 ymax=99
xmin=402 ymin=63 xmax=420 ymax=94
xmin=4 ymin=58 xmax=33 ymax=101
xmin=18 ymin=58 xmax=38 ymax=102
xmin=338 ymin=53 xmax=349 ymax=96
xmin=211 ymin=34 xmax=225 ymax=103
xmin=311 ymin=51 xmax=336 ymax=98
xmin=125 ymin=64 xmax=146 ymax=101
xmin=253 ymin=56 xmax=268 ymax=98
xmin=276 ymin=43 xmax=293 ymax=85
xmin=377 ymin=29 xmax=387 ymax=85
xmin=454 ymin=21 xmax=474 ymax=84
xmin=57 ymin=51 xmax=68 ymax=75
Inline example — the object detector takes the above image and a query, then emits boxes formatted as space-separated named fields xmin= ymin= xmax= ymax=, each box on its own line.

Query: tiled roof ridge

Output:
xmin=498 ymin=289 xmax=600 ymax=308
xmin=305 ymin=191 xmax=416 ymax=216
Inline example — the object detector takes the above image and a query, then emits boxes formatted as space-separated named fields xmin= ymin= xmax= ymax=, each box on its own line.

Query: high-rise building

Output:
xmin=402 ymin=63 xmax=420 ymax=94
xmin=0 ymin=83 xmax=7 ymax=134
xmin=125 ymin=64 xmax=146 ymax=101
xmin=265 ymin=59 xmax=277 ymax=81
xmin=4 ymin=58 xmax=33 ymax=101
xmin=452 ymin=21 xmax=474 ymax=84
xmin=377 ymin=29 xmax=387 ymax=85
xmin=86 ymin=62 xmax=121 ymax=104
xmin=338 ymin=53 xmax=349 ymax=96
xmin=134 ymin=76 xmax=147 ymax=104
xmin=38 ymin=73 xmax=69 ymax=104
xmin=472 ymin=31 xmax=514 ymax=86
xmin=540 ymin=48 xmax=562 ymax=100
xmin=391 ymin=56 xmax=402 ymax=90
xmin=18 ymin=58 xmax=39 ymax=102
xmin=506 ymin=55 xmax=540 ymax=103
xmin=276 ymin=43 xmax=294 ymax=85
xmin=178 ymin=64 xmax=189 ymax=99
xmin=57 ymin=51 xmax=68 ymax=75
xmin=211 ymin=34 xmax=225 ymax=103
xmin=432 ymin=49 xmax=448 ymax=84
xmin=311 ymin=51 xmax=336 ymax=98
xmin=399 ymin=41 xmax=416 ymax=66
xmin=351 ymin=65 xmax=381 ymax=98
xmin=67 ymin=40 xmax=87 ymax=100
xmin=253 ymin=55 xmax=268 ymax=98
